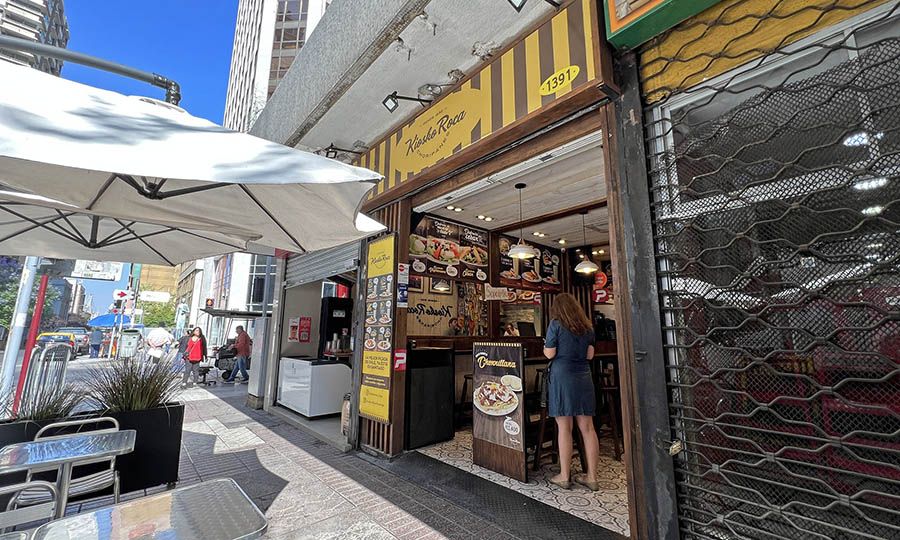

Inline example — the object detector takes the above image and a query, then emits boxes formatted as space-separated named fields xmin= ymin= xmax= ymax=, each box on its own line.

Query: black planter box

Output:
xmin=0 ymin=403 xmax=184 ymax=497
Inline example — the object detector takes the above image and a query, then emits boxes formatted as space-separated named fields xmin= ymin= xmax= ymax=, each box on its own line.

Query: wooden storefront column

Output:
xmin=602 ymin=53 xmax=679 ymax=540
xmin=389 ymin=198 xmax=411 ymax=455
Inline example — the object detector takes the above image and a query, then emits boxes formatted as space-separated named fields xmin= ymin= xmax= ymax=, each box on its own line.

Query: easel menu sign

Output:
xmin=472 ymin=342 xmax=527 ymax=482
xmin=360 ymin=235 xmax=396 ymax=423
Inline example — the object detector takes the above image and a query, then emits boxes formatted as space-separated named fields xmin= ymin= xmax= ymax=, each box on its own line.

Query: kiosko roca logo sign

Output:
xmin=393 ymin=87 xmax=487 ymax=177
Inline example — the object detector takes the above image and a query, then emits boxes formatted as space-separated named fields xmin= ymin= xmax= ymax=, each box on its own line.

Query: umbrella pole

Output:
xmin=0 ymin=256 xmax=39 ymax=410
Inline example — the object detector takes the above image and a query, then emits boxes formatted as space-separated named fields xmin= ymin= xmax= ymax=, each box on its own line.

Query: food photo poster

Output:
xmin=472 ymin=342 xmax=525 ymax=452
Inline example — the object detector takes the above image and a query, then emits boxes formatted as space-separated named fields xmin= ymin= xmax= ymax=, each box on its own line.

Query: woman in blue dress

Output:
xmin=544 ymin=293 xmax=600 ymax=490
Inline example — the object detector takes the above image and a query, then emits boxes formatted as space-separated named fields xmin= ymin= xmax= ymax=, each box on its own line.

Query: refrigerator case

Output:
xmin=278 ymin=357 xmax=351 ymax=417
xmin=317 ymin=297 xmax=354 ymax=357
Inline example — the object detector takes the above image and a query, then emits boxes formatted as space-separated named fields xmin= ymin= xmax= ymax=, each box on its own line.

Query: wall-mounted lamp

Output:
xmin=506 ymin=0 xmax=561 ymax=12
xmin=383 ymin=91 xmax=432 ymax=113
xmin=324 ymin=143 xmax=364 ymax=159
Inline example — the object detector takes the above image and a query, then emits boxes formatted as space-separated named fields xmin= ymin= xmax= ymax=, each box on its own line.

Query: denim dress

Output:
xmin=545 ymin=319 xmax=595 ymax=417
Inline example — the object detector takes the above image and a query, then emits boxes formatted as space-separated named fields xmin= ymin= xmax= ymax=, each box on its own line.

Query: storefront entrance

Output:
xmin=391 ymin=131 xmax=631 ymax=536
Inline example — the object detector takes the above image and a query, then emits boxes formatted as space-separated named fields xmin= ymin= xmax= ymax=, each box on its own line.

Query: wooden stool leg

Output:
xmin=534 ymin=408 xmax=548 ymax=471
xmin=608 ymin=391 xmax=622 ymax=461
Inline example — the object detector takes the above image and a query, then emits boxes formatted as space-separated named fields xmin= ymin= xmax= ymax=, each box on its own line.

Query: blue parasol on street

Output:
xmin=88 ymin=313 xmax=132 ymax=328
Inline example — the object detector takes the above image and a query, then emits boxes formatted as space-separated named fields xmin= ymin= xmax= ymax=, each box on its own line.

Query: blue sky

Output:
xmin=61 ymin=0 xmax=239 ymax=311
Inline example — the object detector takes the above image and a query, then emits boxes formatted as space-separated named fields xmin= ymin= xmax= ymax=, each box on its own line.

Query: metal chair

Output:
xmin=0 ymin=481 xmax=57 ymax=533
xmin=8 ymin=417 xmax=121 ymax=513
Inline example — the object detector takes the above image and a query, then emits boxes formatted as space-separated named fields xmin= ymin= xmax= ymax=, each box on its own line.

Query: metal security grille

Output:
xmin=640 ymin=1 xmax=900 ymax=538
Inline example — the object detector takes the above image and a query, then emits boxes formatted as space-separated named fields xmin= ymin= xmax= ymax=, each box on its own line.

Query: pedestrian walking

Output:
xmin=183 ymin=327 xmax=207 ymax=388
xmin=89 ymin=328 xmax=103 ymax=358
xmin=145 ymin=322 xmax=174 ymax=364
xmin=173 ymin=329 xmax=191 ymax=372
xmin=224 ymin=325 xmax=252 ymax=383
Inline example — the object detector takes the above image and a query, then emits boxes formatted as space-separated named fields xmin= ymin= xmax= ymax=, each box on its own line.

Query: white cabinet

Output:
xmin=278 ymin=357 xmax=350 ymax=417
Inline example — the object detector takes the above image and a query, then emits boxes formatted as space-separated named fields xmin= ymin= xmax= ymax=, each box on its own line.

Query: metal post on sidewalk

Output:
xmin=0 ymin=256 xmax=39 ymax=407
xmin=12 ymin=274 xmax=49 ymax=413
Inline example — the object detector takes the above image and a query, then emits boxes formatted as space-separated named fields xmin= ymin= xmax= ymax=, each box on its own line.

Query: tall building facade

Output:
xmin=0 ymin=0 xmax=68 ymax=75
xmin=138 ymin=264 xmax=178 ymax=295
xmin=223 ymin=0 xmax=328 ymax=131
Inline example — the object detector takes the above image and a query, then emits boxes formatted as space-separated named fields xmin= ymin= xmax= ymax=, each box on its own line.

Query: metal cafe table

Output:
xmin=0 ymin=430 xmax=136 ymax=518
xmin=29 ymin=478 xmax=267 ymax=540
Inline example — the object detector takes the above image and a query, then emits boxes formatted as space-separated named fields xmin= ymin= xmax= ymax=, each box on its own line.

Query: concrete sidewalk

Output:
xmin=170 ymin=384 xmax=520 ymax=540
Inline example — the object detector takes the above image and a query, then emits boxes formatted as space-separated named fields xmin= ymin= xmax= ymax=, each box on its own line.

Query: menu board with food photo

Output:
xmin=472 ymin=342 xmax=527 ymax=482
xmin=360 ymin=234 xmax=395 ymax=423
xmin=410 ymin=216 xmax=488 ymax=282
xmin=498 ymin=235 xmax=561 ymax=291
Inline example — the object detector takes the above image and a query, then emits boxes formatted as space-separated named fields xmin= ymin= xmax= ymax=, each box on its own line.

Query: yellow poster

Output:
xmin=367 ymin=235 xmax=395 ymax=278
xmin=360 ymin=235 xmax=395 ymax=423
xmin=360 ymin=350 xmax=391 ymax=422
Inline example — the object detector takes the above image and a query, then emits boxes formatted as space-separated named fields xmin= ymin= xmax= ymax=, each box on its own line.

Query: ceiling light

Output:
xmin=382 ymin=91 xmax=432 ymax=113
xmin=323 ymin=143 xmax=364 ymax=159
xmin=509 ymin=183 xmax=535 ymax=259
xmin=573 ymin=211 xmax=597 ymax=274
xmin=598 ymin=249 xmax=605 ymax=254
xmin=539 ymin=233 xmax=545 ymax=237
xmin=592 ymin=250 xmax=598 ymax=255
xmin=433 ymin=280 xmax=450 ymax=291
xmin=454 ymin=207 xmax=463 ymax=212
xmin=576 ymin=249 xmax=581 ymax=252
xmin=506 ymin=0 xmax=561 ymax=11
xmin=533 ymin=232 xmax=541 ymax=236
xmin=579 ymin=254 xmax=584 ymax=259
xmin=477 ymin=215 xmax=485 ymax=220
xmin=862 ymin=206 xmax=884 ymax=216
xmin=843 ymin=131 xmax=884 ymax=147
xmin=575 ymin=259 xmax=600 ymax=274
xmin=558 ymin=239 xmax=566 ymax=245
xmin=446 ymin=205 xmax=455 ymax=210
xmin=852 ymin=177 xmax=889 ymax=191
xmin=484 ymin=217 xmax=493 ymax=222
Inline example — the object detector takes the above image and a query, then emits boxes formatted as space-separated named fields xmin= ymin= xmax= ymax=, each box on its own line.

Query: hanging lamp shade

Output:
xmin=575 ymin=211 xmax=598 ymax=274
xmin=511 ymin=182 xmax=535 ymax=259
xmin=575 ymin=259 xmax=600 ymax=274
xmin=509 ymin=241 xmax=535 ymax=259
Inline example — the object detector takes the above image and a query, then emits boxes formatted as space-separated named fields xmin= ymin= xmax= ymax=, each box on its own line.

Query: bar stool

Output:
xmin=456 ymin=373 xmax=473 ymax=428
xmin=531 ymin=405 xmax=587 ymax=472
xmin=595 ymin=370 xmax=622 ymax=461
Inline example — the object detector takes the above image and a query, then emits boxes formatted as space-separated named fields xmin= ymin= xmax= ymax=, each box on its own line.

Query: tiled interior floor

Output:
xmin=418 ymin=428 xmax=630 ymax=536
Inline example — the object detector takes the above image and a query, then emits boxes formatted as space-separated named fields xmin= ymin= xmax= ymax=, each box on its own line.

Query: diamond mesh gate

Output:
xmin=639 ymin=1 xmax=900 ymax=538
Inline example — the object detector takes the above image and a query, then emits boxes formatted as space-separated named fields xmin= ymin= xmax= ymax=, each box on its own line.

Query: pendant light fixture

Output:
xmin=508 ymin=183 xmax=536 ymax=259
xmin=574 ymin=212 xmax=599 ymax=274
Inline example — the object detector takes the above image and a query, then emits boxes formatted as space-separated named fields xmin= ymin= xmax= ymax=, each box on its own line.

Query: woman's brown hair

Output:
xmin=550 ymin=293 xmax=592 ymax=335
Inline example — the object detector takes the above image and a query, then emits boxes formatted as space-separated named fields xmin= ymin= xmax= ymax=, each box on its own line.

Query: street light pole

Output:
xmin=0 ymin=35 xmax=181 ymax=104
xmin=0 ymin=256 xmax=39 ymax=408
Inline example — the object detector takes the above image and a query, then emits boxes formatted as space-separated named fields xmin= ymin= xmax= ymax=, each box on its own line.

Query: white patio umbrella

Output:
xmin=0 ymin=195 xmax=259 ymax=265
xmin=0 ymin=62 xmax=384 ymax=253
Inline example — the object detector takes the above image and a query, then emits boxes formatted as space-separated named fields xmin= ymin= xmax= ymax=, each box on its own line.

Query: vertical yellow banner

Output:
xmin=360 ymin=234 xmax=396 ymax=423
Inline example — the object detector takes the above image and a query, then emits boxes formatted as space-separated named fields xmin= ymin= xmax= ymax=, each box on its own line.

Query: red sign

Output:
xmin=394 ymin=349 xmax=407 ymax=371
xmin=205 ymin=298 xmax=214 ymax=308
xmin=298 ymin=317 xmax=312 ymax=343
xmin=593 ymin=288 xmax=609 ymax=303
xmin=594 ymin=272 xmax=608 ymax=289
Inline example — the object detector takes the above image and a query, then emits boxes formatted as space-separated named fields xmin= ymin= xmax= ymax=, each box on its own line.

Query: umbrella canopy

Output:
xmin=89 ymin=313 xmax=132 ymax=327
xmin=0 ymin=62 xmax=384 ymax=253
xmin=0 ymin=196 xmax=256 ymax=265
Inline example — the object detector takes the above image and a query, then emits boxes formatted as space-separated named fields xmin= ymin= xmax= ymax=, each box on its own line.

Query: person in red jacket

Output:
xmin=182 ymin=326 xmax=207 ymax=387
xmin=224 ymin=325 xmax=252 ymax=383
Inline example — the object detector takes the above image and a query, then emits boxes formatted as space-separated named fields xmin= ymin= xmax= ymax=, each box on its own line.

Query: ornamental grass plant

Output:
xmin=1 ymin=384 xmax=84 ymax=422
xmin=84 ymin=358 xmax=181 ymax=413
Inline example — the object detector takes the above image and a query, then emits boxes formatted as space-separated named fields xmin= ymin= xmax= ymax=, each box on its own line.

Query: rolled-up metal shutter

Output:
xmin=284 ymin=241 xmax=360 ymax=289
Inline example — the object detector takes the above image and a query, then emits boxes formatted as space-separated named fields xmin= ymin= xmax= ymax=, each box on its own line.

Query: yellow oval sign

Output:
xmin=540 ymin=65 xmax=580 ymax=96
